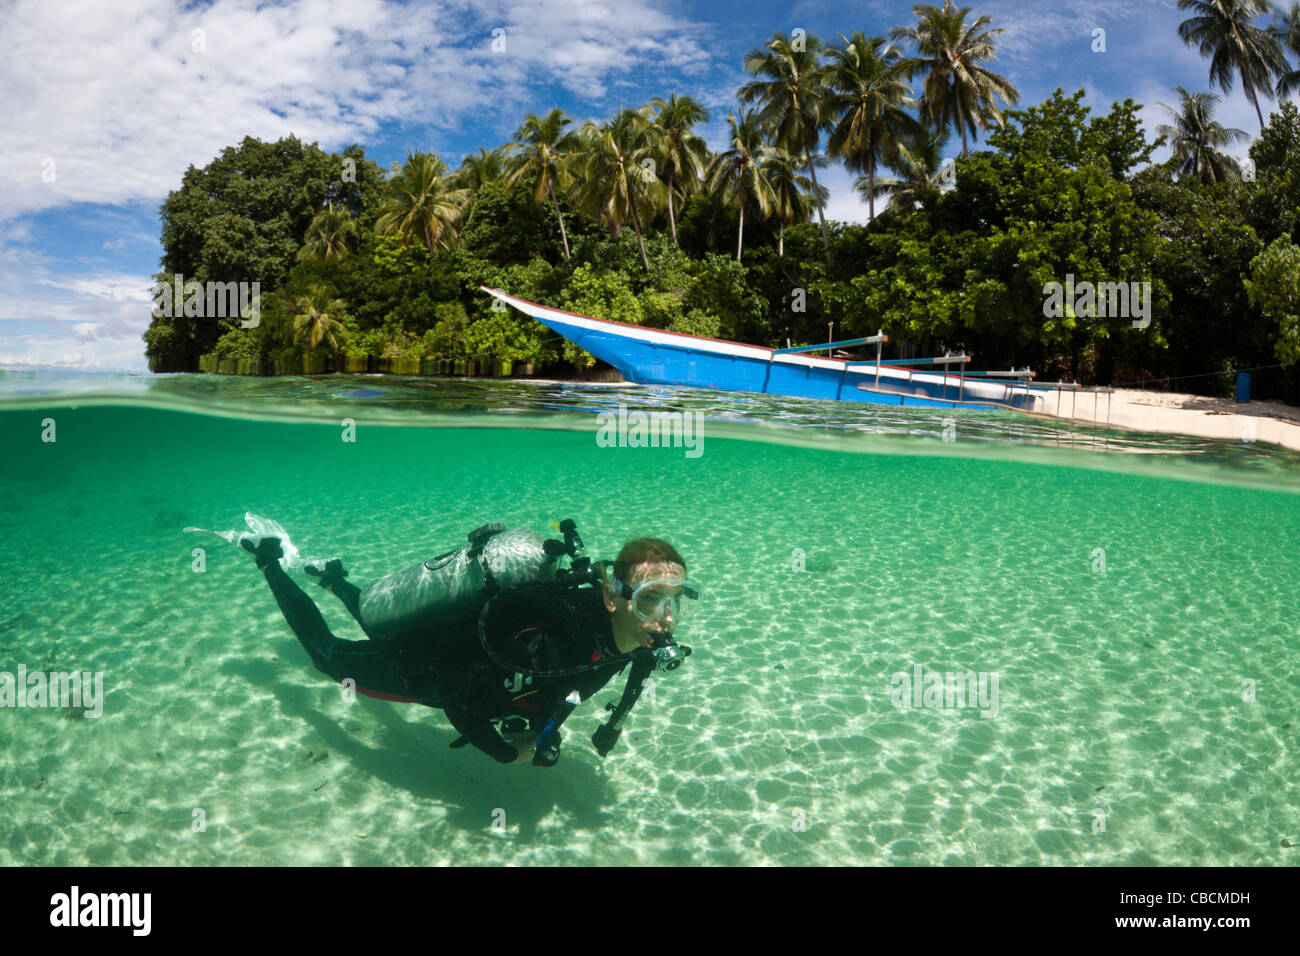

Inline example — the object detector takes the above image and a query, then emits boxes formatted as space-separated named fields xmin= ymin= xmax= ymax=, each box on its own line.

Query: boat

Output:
xmin=481 ymin=286 xmax=1047 ymax=412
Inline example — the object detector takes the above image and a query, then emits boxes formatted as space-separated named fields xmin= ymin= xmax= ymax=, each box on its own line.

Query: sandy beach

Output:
xmin=1034 ymin=387 xmax=1300 ymax=452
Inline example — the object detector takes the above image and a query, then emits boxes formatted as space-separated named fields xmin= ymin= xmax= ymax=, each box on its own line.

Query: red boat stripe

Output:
xmin=349 ymin=683 xmax=427 ymax=705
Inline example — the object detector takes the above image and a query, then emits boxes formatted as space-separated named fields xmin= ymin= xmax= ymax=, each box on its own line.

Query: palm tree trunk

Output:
xmin=548 ymin=181 xmax=571 ymax=260
xmin=867 ymin=154 xmax=876 ymax=222
xmin=423 ymin=223 xmax=436 ymax=258
xmin=737 ymin=205 xmax=745 ymax=262
xmin=667 ymin=175 xmax=679 ymax=246
xmin=629 ymin=199 xmax=651 ymax=272
xmin=804 ymin=147 xmax=831 ymax=264
xmin=956 ymin=93 xmax=970 ymax=158
xmin=778 ymin=222 xmax=784 ymax=258
xmin=1246 ymin=80 xmax=1265 ymax=131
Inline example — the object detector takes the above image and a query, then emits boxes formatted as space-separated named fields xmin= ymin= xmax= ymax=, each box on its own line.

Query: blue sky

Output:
xmin=0 ymin=0 xmax=1289 ymax=370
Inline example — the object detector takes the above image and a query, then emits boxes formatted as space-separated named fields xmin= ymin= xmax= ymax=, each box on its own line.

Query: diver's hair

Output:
xmin=611 ymin=537 xmax=687 ymax=585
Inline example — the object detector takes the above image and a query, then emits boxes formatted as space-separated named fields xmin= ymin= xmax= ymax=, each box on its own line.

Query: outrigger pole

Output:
xmin=773 ymin=327 xmax=1051 ymax=409
xmin=772 ymin=330 xmax=891 ymax=390
xmin=771 ymin=331 xmax=888 ymax=356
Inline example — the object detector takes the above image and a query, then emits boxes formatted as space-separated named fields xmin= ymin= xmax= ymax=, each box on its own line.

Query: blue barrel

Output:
xmin=1235 ymin=372 xmax=1251 ymax=404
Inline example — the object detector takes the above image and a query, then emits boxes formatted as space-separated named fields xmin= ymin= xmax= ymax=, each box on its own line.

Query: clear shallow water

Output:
xmin=1 ymin=369 xmax=1298 ymax=866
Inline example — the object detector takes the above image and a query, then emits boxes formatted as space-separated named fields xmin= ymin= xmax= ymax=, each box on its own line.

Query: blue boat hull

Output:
xmin=483 ymin=288 xmax=1041 ymax=413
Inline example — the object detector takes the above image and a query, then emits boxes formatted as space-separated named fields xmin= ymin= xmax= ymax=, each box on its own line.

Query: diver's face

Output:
xmin=605 ymin=560 xmax=685 ymax=654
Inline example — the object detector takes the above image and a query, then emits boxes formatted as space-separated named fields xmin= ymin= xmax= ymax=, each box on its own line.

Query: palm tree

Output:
xmin=292 ymin=284 xmax=348 ymax=351
xmin=454 ymin=146 xmax=509 ymax=232
xmin=455 ymin=146 xmax=508 ymax=192
xmin=1176 ymin=0 xmax=1287 ymax=131
xmin=1272 ymin=2 xmax=1300 ymax=100
xmin=505 ymin=109 xmax=576 ymax=260
xmin=822 ymin=31 xmax=921 ymax=222
xmin=650 ymin=94 xmax=711 ymax=246
xmin=374 ymin=151 xmax=470 ymax=257
xmin=739 ymin=31 xmax=833 ymax=261
xmin=297 ymin=201 xmax=358 ymax=261
xmin=569 ymin=108 xmax=665 ymax=272
xmin=763 ymin=148 xmax=826 ymax=257
xmin=707 ymin=109 xmax=779 ymax=261
xmin=855 ymin=127 xmax=950 ymax=213
xmin=1156 ymin=86 xmax=1250 ymax=183
xmin=889 ymin=0 xmax=1021 ymax=157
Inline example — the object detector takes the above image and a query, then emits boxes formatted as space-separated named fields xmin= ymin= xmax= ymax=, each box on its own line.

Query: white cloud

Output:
xmin=0 ymin=0 xmax=712 ymax=222
xmin=0 ymin=261 xmax=159 ymax=370
xmin=978 ymin=0 xmax=1180 ymax=62
xmin=0 ymin=0 xmax=712 ymax=370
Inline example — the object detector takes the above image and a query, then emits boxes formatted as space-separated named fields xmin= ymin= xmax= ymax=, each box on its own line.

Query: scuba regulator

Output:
xmin=645 ymin=632 xmax=692 ymax=673
xmin=542 ymin=518 xmax=604 ymax=588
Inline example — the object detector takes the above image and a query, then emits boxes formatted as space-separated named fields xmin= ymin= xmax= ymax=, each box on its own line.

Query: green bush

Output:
xmin=668 ymin=308 xmax=722 ymax=339
xmin=1245 ymin=238 xmax=1300 ymax=366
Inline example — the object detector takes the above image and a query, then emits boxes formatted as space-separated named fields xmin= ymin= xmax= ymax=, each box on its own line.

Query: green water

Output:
xmin=2 ymin=371 xmax=1298 ymax=865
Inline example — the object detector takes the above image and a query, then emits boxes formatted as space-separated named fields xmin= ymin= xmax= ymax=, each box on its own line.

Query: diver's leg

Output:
xmin=329 ymin=580 xmax=365 ymax=628
xmin=305 ymin=559 xmax=372 ymax=635
xmin=246 ymin=539 xmax=409 ymax=693
xmin=258 ymin=560 xmax=352 ymax=673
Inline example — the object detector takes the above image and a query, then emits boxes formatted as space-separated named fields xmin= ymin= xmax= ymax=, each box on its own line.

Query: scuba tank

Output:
xmin=358 ymin=523 xmax=557 ymax=641
xmin=476 ymin=519 xmax=611 ymax=678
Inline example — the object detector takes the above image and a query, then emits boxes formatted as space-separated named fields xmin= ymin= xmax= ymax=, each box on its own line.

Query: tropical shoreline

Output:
xmin=140 ymin=4 xmax=1300 ymax=417
xmin=364 ymin=366 xmax=1300 ymax=452
xmin=181 ymin=358 xmax=1300 ymax=451
xmin=524 ymin=368 xmax=1300 ymax=451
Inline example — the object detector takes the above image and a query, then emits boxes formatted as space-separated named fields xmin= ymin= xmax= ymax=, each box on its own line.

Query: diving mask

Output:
xmin=611 ymin=574 xmax=701 ymax=624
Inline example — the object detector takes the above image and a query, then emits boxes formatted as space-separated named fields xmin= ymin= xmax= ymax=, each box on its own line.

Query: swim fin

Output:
xmin=185 ymin=512 xmax=327 ymax=570
xmin=240 ymin=536 xmax=284 ymax=570
xmin=304 ymin=559 xmax=348 ymax=590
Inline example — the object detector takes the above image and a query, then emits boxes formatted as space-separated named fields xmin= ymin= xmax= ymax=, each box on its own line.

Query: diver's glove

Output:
xmin=304 ymin=558 xmax=348 ymax=590
xmin=240 ymin=536 xmax=284 ymax=570
xmin=532 ymin=727 xmax=563 ymax=768
xmin=592 ymin=721 xmax=622 ymax=757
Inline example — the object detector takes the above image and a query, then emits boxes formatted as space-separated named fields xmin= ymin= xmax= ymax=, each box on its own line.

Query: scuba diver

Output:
xmin=238 ymin=519 xmax=697 ymax=767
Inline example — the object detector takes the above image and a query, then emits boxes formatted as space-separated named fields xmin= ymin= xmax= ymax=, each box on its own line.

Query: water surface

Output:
xmin=1 ymin=370 xmax=1296 ymax=865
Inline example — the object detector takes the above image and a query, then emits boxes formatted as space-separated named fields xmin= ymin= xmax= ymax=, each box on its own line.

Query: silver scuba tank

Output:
xmin=358 ymin=525 xmax=556 ymax=639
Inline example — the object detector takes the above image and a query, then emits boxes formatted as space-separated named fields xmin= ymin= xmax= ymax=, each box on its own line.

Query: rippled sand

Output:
xmin=1 ymin=382 xmax=1298 ymax=865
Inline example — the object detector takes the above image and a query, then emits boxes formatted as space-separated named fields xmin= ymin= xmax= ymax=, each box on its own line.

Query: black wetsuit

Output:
xmin=258 ymin=561 xmax=632 ymax=763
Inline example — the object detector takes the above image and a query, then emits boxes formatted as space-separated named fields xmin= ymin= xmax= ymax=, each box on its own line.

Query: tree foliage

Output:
xmin=143 ymin=53 xmax=1300 ymax=404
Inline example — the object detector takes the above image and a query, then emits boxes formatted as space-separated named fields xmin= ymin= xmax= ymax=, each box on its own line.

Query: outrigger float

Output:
xmin=482 ymin=287 xmax=1112 ymax=418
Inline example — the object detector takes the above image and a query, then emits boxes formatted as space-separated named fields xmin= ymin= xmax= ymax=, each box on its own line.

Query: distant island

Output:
xmin=143 ymin=2 xmax=1300 ymax=407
